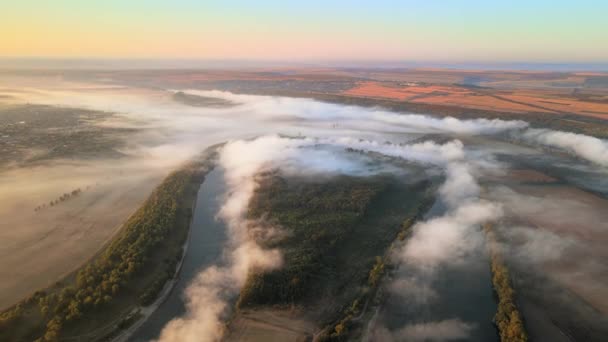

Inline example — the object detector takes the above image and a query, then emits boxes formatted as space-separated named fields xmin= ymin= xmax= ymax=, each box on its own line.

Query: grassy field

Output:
xmin=0 ymin=153 xmax=214 ymax=342
xmin=0 ymin=102 xmax=157 ymax=311
xmin=0 ymin=166 xmax=164 ymax=311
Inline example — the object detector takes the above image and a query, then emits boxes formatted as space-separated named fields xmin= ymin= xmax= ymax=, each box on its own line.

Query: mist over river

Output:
xmin=131 ymin=169 xmax=228 ymax=341
xmin=1 ymin=79 xmax=607 ymax=341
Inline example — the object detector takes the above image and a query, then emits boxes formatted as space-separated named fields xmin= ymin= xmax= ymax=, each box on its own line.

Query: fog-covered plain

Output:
xmin=1 ymin=76 xmax=607 ymax=341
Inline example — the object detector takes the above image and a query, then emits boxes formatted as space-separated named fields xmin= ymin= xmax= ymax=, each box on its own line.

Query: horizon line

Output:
xmin=1 ymin=57 xmax=607 ymax=73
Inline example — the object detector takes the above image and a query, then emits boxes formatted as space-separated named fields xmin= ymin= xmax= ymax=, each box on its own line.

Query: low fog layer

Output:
xmin=157 ymin=135 xmax=504 ymax=341
xmin=4 ymin=81 xmax=605 ymax=168
xmin=1 ymin=78 xmax=607 ymax=340
xmin=488 ymin=186 xmax=608 ymax=314
xmin=520 ymin=128 xmax=608 ymax=167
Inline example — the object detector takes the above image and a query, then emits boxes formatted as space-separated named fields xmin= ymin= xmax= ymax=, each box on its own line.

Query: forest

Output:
xmin=238 ymin=172 xmax=436 ymax=340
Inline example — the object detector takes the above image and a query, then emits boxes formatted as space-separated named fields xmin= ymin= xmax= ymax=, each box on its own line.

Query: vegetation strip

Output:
xmin=484 ymin=223 xmax=528 ymax=342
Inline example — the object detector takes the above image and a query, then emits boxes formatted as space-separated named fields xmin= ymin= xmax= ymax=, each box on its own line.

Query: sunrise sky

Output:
xmin=2 ymin=0 xmax=607 ymax=62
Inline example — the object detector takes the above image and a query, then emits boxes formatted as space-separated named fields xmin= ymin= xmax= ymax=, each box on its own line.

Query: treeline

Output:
xmin=319 ymin=257 xmax=384 ymax=341
xmin=321 ymin=298 xmax=363 ymax=342
xmin=484 ymin=224 xmax=528 ymax=342
xmin=1 ymin=162 xmax=205 ymax=342
xmin=34 ymin=187 xmax=87 ymax=212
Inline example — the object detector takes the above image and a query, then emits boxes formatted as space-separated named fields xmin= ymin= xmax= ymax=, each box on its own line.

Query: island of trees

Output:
xmin=235 ymin=172 xmax=436 ymax=341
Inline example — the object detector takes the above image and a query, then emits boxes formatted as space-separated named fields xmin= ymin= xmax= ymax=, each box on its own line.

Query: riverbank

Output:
xmin=108 ymin=151 xmax=220 ymax=342
xmin=111 ymin=174 xmax=202 ymax=342
xmin=0 ymin=148 xmax=219 ymax=342
xmin=128 ymin=166 xmax=230 ymax=341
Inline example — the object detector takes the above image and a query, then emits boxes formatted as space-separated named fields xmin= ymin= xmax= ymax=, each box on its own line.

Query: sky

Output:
xmin=1 ymin=0 xmax=607 ymax=63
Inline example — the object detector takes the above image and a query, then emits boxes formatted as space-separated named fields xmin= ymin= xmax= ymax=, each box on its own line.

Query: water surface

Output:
xmin=131 ymin=168 xmax=228 ymax=341
xmin=377 ymin=199 xmax=499 ymax=341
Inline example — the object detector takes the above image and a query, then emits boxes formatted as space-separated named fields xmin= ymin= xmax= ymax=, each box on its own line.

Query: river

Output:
xmin=130 ymin=168 xmax=499 ymax=341
xmin=130 ymin=168 xmax=228 ymax=341
xmin=375 ymin=199 xmax=499 ymax=341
